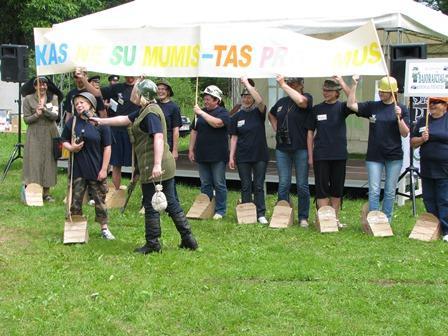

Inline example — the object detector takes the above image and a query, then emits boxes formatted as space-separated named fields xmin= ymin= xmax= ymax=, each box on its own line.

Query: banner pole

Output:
xmin=194 ymin=77 xmax=199 ymax=127
xmin=425 ymin=98 xmax=430 ymax=129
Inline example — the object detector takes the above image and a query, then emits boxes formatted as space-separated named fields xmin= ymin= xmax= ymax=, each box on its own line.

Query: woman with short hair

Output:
xmin=188 ymin=85 xmax=230 ymax=220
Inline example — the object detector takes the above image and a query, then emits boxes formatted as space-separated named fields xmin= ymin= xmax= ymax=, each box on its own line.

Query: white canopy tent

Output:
xmin=54 ymin=0 xmax=448 ymax=41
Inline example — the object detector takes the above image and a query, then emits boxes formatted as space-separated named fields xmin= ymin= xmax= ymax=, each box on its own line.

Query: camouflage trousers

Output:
xmin=70 ymin=177 xmax=108 ymax=224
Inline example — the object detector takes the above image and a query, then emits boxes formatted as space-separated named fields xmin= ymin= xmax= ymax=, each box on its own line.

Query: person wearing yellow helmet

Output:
xmin=347 ymin=75 xmax=410 ymax=223
xmin=411 ymin=97 xmax=448 ymax=242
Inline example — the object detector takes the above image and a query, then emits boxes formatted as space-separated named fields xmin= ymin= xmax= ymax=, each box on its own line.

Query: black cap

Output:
xmin=88 ymin=75 xmax=100 ymax=83
xmin=108 ymin=75 xmax=120 ymax=82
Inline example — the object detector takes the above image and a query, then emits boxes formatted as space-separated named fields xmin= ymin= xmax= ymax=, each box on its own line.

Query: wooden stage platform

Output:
xmin=58 ymin=152 xmax=368 ymax=189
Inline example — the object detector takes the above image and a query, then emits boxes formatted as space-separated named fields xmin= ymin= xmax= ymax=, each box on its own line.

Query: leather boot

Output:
xmin=171 ymin=211 xmax=198 ymax=250
xmin=134 ymin=217 xmax=162 ymax=254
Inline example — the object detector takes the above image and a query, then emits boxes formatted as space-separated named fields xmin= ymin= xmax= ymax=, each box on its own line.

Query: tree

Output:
xmin=415 ymin=0 xmax=448 ymax=14
xmin=0 ymin=0 xmax=131 ymax=46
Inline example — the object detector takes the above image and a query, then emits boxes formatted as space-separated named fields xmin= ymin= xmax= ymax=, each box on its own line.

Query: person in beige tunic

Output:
xmin=22 ymin=76 xmax=59 ymax=201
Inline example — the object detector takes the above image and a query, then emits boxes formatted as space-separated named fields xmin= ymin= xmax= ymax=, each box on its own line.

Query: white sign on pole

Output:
xmin=404 ymin=58 xmax=448 ymax=97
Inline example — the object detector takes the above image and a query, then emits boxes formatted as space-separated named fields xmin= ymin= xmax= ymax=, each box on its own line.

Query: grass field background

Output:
xmin=0 ymin=132 xmax=447 ymax=335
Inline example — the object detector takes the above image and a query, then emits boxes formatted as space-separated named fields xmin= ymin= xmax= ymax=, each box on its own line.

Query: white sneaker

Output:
xmin=88 ymin=199 xmax=95 ymax=206
xmin=299 ymin=219 xmax=309 ymax=228
xmin=258 ymin=216 xmax=268 ymax=224
xmin=101 ymin=228 xmax=115 ymax=240
xmin=213 ymin=213 xmax=223 ymax=220
xmin=443 ymin=235 xmax=448 ymax=242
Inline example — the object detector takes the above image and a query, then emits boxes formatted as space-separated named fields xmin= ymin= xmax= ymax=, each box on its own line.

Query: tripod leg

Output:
xmin=409 ymin=170 xmax=416 ymax=217
xmin=1 ymin=145 xmax=20 ymax=182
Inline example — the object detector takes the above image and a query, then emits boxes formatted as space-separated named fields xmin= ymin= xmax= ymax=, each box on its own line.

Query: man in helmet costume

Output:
xmin=91 ymin=79 xmax=198 ymax=254
xmin=348 ymin=75 xmax=410 ymax=223
xmin=61 ymin=91 xmax=115 ymax=240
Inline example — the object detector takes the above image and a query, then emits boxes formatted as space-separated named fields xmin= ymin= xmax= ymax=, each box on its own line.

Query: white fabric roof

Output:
xmin=54 ymin=0 xmax=448 ymax=41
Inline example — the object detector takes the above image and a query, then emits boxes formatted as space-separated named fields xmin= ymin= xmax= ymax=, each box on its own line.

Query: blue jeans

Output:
xmin=198 ymin=161 xmax=227 ymax=216
xmin=237 ymin=161 xmax=267 ymax=217
xmin=276 ymin=149 xmax=310 ymax=220
xmin=422 ymin=177 xmax=448 ymax=235
xmin=366 ymin=160 xmax=402 ymax=222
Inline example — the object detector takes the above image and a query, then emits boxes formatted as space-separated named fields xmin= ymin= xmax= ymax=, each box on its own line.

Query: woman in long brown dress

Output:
xmin=22 ymin=76 xmax=59 ymax=201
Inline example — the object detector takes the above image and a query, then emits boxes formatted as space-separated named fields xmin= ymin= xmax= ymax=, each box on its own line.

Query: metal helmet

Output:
xmin=73 ymin=91 xmax=97 ymax=110
xmin=137 ymin=79 xmax=158 ymax=101
xmin=156 ymin=78 xmax=174 ymax=97
xmin=378 ymin=76 xmax=398 ymax=93
xmin=202 ymin=85 xmax=223 ymax=102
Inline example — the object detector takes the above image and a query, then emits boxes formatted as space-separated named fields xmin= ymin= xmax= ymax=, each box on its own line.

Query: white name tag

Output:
xmin=317 ymin=114 xmax=327 ymax=121
xmin=237 ymin=120 xmax=245 ymax=127
xmin=419 ymin=126 xmax=427 ymax=133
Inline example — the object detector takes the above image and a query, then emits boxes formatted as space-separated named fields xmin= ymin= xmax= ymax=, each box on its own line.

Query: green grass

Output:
xmin=0 ymin=132 xmax=447 ymax=335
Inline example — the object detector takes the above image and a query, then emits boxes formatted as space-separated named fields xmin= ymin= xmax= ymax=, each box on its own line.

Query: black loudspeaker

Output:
xmin=0 ymin=44 xmax=29 ymax=83
xmin=390 ymin=43 xmax=427 ymax=93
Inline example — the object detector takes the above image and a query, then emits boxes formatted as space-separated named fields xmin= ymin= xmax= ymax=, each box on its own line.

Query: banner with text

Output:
xmin=35 ymin=21 xmax=387 ymax=78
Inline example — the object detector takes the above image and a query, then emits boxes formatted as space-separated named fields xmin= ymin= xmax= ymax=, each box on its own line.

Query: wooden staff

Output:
xmin=425 ymin=97 xmax=430 ymax=129
xmin=194 ymin=77 xmax=199 ymax=127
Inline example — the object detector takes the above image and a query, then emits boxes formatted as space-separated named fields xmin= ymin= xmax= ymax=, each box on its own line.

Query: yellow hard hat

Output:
xmin=378 ymin=76 xmax=398 ymax=93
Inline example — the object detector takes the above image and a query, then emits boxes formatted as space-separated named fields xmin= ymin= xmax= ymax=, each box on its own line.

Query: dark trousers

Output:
xmin=237 ymin=161 xmax=267 ymax=217
xmin=422 ymin=177 xmax=448 ymax=235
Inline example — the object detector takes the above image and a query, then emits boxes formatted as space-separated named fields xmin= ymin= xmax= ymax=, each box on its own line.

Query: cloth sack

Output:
xmin=151 ymin=184 xmax=167 ymax=212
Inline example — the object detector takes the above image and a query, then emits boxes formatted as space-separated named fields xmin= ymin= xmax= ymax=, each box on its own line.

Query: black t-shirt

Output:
xmin=306 ymin=101 xmax=352 ymax=161
xmin=357 ymin=101 xmax=410 ymax=162
xmin=192 ymin=106 xmax=230 ymax=162
xmin=101 ymin=83 xmax=140 ymax=130
xmin=128 ymin=110 xmax=163 ymax=135
xmin=229 ymin=106 xmax=269 ymax=163
xmin=269 ymin=94 xmax=313 ymax=152
xmin=61 ymin=117 xmax=112 ymax=181
xmin=63 ymin=88 xmax=105 ymax=115
xmin=412 ymin=113 xmax=448 ymax=179
xmin=157 ymin=100 xmax=182 ymax=151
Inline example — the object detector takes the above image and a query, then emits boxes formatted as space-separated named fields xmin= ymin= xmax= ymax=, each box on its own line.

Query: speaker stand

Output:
xmin=1 ymin=83 xmax=23 ymax=182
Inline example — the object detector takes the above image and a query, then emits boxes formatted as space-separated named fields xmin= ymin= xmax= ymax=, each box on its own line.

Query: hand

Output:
xmin=71 ymin=141 xmax=84 ymax=153
xmin=422 ymin=128 xmax=429 ymax=142
xmin=151 ymin=163 xmax=163 ymax=179
xmin=352 ymin=74 xmax=360 ymax=85
xmin=172 ymin=149 xmax=179 ymax=160
xmin=240 ymin=76 xmax=249 ymax=86
xmin=229 ymin=158 xmax=235 ymax=170
xmin=276 ymin=75 xmax=286 ymax=87
xmin=36 ymin=103 xmax=44 ymax=116
xmin=188 ymin=150 xmax=195 ymax=162
xmin=332 ymin=75 xmax=343 ymax=83
xmin=90 ymin=117 xmax=100 ymax=126
xmin=193 ymin=104 xmax=203 ymax=116
xmin=74 ymin=67 xmax=85 ymax=79
xmin=97 ymin=169 xmax=107 ymax=181
xmin=395 ymin=105 xmax=402 ymax=120
xmin=308 ymin=157 xmax=313 ymax=169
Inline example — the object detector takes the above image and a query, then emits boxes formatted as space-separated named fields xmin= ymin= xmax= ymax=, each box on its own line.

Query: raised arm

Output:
xmin=347 ymin=75 xmax=360 ymax=113
xmin=333 ymin=75 xmax=350 ymax=97
xmin=276 ymin=75 xmax=308 ymax=108
xmin=241 ymin=76 xmax=265 ymax=112
xmin=193 ymin=104 xmax=224 ymax=128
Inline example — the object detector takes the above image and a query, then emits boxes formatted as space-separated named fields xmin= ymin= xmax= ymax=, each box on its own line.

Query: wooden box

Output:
xmin=24 ymin=183 xmax=43 ymax=207
xmin=366 ymin=210 xmax=394 ymax=237
xmin=236 ymin=202 xmax=257 ymax=224
xmin=409 ymin=213 xmax=441 ymax=241
xmin=269 ymin=200 xmax=293 ymax=228
xmin=316 ymin=205 xmax=338 ymax=233
xmin=63 ymin=215 xmax=88 ymax=244
xmin=186 ymin=194 xmax=215 ymax=219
